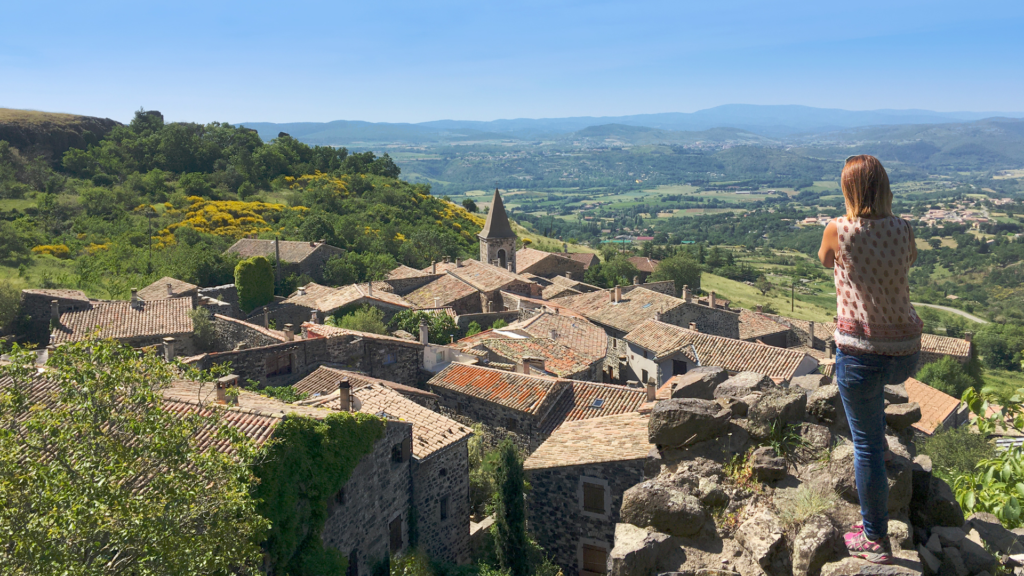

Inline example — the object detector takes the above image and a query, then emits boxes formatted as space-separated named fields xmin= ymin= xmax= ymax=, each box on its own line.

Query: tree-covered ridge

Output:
xmin=0 ymin=109 xmax=484 ymax=299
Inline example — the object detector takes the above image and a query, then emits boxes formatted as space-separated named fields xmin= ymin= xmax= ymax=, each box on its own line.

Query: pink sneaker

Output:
xmin=844 ymin=530 xmax=892 ymax=564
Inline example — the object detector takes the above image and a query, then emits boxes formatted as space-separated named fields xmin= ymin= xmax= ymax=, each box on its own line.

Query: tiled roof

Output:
xmin=427 ymin=363 xmax=566 ymax=415
xmin=479 ymin=189 xmax=516 ymax=239
xmin=539 ymin=381 xmax=647 ymax=435
xmin=541 ymin=285 xmax=580 ymax=300
xmin=819 ymin=359 xmax=836 ymax=378
xmin=224 ymin=239 xmax=340 ymax=263
xmin=387 ymin=265 xmax=428 ymax=279
xmin=137 ymin=277 xmax=199 ymax=301
xmin=405 ymin=274 xmax=479 ymax=308
xmin=563 ymin=252 xmax=599 ymax=269
xmin=302 ymin=322 xmax=425 ymax=348
xmin=738 ymin=309 xmax=791 ymax=341
xmin=22 ymin=288 xmax=89 ymax=302
xmin=624 ymin=319 xmax=815 ymax=380
xmin=502 ymin=291 xmax=586 ymax=318
xmin=627 ymin=256 xmax=659 ymax=274
xmin=554 ymin=287 xmax=684 ymax=333
xmin=515 ymin=248 xmax=558 ymax=272
xmin=213 ymin=314 xmax=287 ymax=342
xmin=549 ymin=275 xmax=599 ymax=291
xmin=790 ymin=345 xmax=831 ymax=360
xmin=293 ymin=365 xmax=438 ymax=400
xmin=504 ymin=312 xmax=608 ymax=362
xmin=282 ymin=282 xmax=410 ymax=312
xmin=524 ymin=413 xmax=652 ymax=470
xmin=302 ymin=382 xmax=471 ymax=459
xmin=905 ymin=377 xmax=963 ymax=435
xmin=921 ymin=333 xmax=972 ymax=359
xmin=446 ymin=259 xmax=536 ymax=293
xmin=452 ymin=329 xmax=505 ymax=350
xmin=477 ymin=338 xmax=594 ymax=378
xmin=52 ymin=298 xmax=194 ymax=343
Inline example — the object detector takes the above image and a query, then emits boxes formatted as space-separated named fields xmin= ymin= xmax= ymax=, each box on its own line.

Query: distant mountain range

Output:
xmin=238 ymin=104 xmax=1024 ymax=145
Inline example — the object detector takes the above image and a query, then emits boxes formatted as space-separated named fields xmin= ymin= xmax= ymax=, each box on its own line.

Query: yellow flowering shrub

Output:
xmin=32 ymin=244 xmax=71 ymax=259
xmin=285 ymin=172 xmax=349 ymax=195
xmin=83 ymin=243 xmax=111 ymax=255
xmin=154 ymin=197 xmax=304 ymax=247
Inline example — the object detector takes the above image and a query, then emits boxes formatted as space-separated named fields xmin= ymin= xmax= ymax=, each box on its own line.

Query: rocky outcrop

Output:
xmin=885 ymin=402 xmax=922 ymax=432
xmin=607 ymin=523 xmax=686 ymax=576
xmin=748 ymin=387 xmax=807 ymax=437
xmin=715 ymin=371 xmax=773 ymax=399
xmin=750 ymin=446 xmax=787 ymax=482
xmin=648 ymin=398 xmax=732 ymax=447
xmin=0 ymin=108 xmax=120 ymax=162
xmin=620 ymin=479 xmax=707 ymax=537
xmin=671 ymin=367 xmax=729 ymax=400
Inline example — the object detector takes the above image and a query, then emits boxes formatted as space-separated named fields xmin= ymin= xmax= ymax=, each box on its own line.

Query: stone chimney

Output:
xmin=262 ymin=309 xmax=269 ymax=328
xmin=455 ymin=257 xmax=461 ymax=267
xmin=367 ymin=282 xmax=373 ymax=296
xmin=808 ymin=321 xmax=816 ymax=347
xmin=565 ymin=271 xmax=573 ymax=280
xmin=431 ymin=260 xmax=437 ymax=274
xmin=654 ymin=311 xmax=662 ymax=322
xmin=310 ymin=310 xmax=319 ymax=324
xmin=964 ymin=331 xmax=974 ymax=343
xmin=444 ymin=256 xmax=450 ymax=264
xmin=609 ymin=289 xmax=616 ymax=303
xmin=633 ymin=276 xmax=640 ymax=286
xmin=645 ymin=379 xmax=656 ymax=402
xmin=130 ymin=289 xmax=140 ymax=309
xmin=162 ymin=337 xmax=176 ymax=362
xmin=283 ymin=323 xmax=294 ymax=341
xmin=338 ymin=378 xmax=352 ymax=412
xmin=166 ymin=283 xmax=174 ymax=297
xmin=50 ymin=300 xmax=59 ymax=322
xmin=522 ymin=357 xmax=545 ymax=375
xmin=709 ymin=291 xmax=717 ymax=309
xmin=756 ymin=304 xmax=763 ymax=313
xmin=550 ymin=329 xmax=558 ymax=340
xmin=614 ymin=285 xmax=622 ymax=303
xmin=689 ymin=322 xmax=698 ymax=331
xmin=682 ymin=285 xmax=691 ymax=303
xmin=434 ymin=297 xmax=441 ymax=308
xmin=419 ymin=319 xmax=429 ymax=346
xmin=216 ymin=374 xmax=239 ymax=404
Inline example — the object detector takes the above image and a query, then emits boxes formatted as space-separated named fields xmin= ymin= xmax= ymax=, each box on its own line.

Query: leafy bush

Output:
xmin=235 ymin=255 xmax=274 ymax=313
xmin=0 ymin=280 xmax=19 ymax=332
xmin=189 ymin=308 xmax=217 ymax=352
xmin=490 ymin=319 xmax=508 ymax=330
xmin=917 ymin=356 xmax=981 ymax=398
xmin=650 ymin=253 xmax=703 ymax=295
xmin=492 ymin=438 xmax=529 ymax=576
xmin=918 ymin=425 xmax=994 ymax=481
xmin=31 ymin=244 xmax=71 ymax=258
xmin=329 ymin=304 xmax=388 ymax=335
xmin=389 ymin=309 xmax=459 ymax=344
xmin=465 ymin=321 xmax=483 ymax=337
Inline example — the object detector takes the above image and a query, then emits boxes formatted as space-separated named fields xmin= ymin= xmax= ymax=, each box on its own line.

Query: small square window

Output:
xmin=436 ymin=350 xmax=445 ymax=363
xmin=440 ymin=496 xmax=449 ymax=521
xmin=391 ymin=443 xmax=404 ymax=463
xmin=582 ymin=482 xmax=605 ymax=514
xmin=384 ymin=352 xmax=397 ymax=365
xmin=582 ymin=544 xmax=607 ymax=575
xmin=506 ymin=417 xmax=518 ymax=432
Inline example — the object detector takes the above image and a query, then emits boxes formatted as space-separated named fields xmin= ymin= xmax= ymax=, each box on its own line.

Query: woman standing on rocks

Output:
xmin=817 ymin=155 xmax=923 ymax=565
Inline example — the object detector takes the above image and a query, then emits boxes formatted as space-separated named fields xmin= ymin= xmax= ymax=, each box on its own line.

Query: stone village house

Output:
xmin=49 ymin=292 xmax=196 ymax=355
xmin=224 ymin=238 xmax=345 ymax=283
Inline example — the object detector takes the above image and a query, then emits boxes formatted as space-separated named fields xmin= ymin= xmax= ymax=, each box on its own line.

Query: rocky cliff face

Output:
xmin=0 ymin=108 xmax=120 ymax=161
xmin=609 ymin=369 xmax=1023 ymax=576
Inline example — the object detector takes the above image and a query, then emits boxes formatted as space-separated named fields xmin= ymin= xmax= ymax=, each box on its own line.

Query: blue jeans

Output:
xmin=835 ymin=348 xmax=920 ymax=541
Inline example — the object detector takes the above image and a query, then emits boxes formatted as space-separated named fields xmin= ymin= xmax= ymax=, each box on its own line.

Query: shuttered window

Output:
xmin=389 ymin=517 xmax=402 ymax=553
xmin=582 ymin=482 xmax=605 ymax=514
xmin=581 ymin=545 xmax=607 ymax=575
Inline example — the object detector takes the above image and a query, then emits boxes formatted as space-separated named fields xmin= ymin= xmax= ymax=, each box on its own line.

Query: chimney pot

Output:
xmin=756 ymin=304 xmax=763 ymax=313
xmin=455 ymin=257 xmax=461 ymax=267
xmin=434 ymin=297 xmax=440 ymax=308
xmin=50 ymin=299 xmax=59 ymax=321
xmin=263 ymin=309 xmax=269 ymax=328
xmin=162 ymin=337 xmax=176 ymax=362
xmin=283 ymin=323 xmax=294 ymax=341
xmin=645 ymin=380 xmax=656 ymax=402
xmin=216 ymin=374 xmax=238 ymax=404
xmin=633 ymin=275 xmax=639 ymax=286
xmin=709 ymin=291 xmax=717 ymax=309
xmin=614 ymin=285 xmax=622 ymax=303
xmin=130 ymin=288 xmax=139 ymax=308
xmin=368 ymin=282 xmax=373 ymax=296
xmin=654 ymin=311 xmax=662 ymax=322
xmin=444 ymin=256 xmax=450 ymax=264
xmin=338 ymin=378 xmax=352 ymax=412
xmin=689 ymin=322 xmax=698 ymax=331
xmin=166 ymin=283 xmax=174 ymax=297
xmin=310 ymin=310 xmax=319 ymax=324
xmin=550 ymin=329 xmax=558 ymax=340
xmin=431 ymin=260 xmax=437 ymax=274
xmin=487 ymin=300 xmax=493 ymax=313
xmin=419 ymin=319 xmax=429 ymax=346
xmin=964 ymin=331 xmax=974 ymax=343
xmin=682 ymin=285 xmax=691 ymax=303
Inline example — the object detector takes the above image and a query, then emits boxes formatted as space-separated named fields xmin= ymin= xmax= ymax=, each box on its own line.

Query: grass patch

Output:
xmin=917 ymin=426 xmax=995 ymax=483
xmin=773 ymin=484 xmax=839 ymax=529
xmin=701 ymin=273 xmax=836 ymax=322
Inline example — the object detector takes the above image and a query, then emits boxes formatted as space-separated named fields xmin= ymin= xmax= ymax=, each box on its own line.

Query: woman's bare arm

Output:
xmin=818 ymin=220 xmax=839 ymax=269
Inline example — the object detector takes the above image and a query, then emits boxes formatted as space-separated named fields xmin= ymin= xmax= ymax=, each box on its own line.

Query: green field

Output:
xmin=701 ymin=272 xmax=837 ymax=322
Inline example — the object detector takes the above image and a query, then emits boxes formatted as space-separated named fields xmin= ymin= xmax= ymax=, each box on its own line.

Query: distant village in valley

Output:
xmin=8 ymin=189 xmax=984 ymax=576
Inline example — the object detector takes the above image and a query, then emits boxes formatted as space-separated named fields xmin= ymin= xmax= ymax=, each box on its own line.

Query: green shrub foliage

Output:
xmin=235 ymin=255 xmax=274 ymax=313
xmin=253 ymin=411 xmax=385 ymax=575
xmin=492 ymin=439 xmax=528 ymax=576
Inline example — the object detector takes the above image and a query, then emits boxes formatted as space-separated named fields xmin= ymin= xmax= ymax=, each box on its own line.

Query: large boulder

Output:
xmin=827 ymin=443 xmax=912 ymax=511
xmin=792 ymin=514 xmax=838 ymax=576
xmin=884 ymin=402 xmax=922 ymax=431
xmin=649 ymin=398 xmax=731 ymax=447
xmin=820 ymin=549 xmax=923 ymax=575
xmin=911 ymin=455 xmax=933 ymax=507
xmin=965 ymin=512 xmax=1024 ymax=555
xmin=749 ymin=446 xmax=787 ymax=482
xmin=735 ymin=508 xmax=785 ymax=570
xmin=669 ymin=367 xmax=729 ymax=400
xmin=620 ymin=479 xmax=707 ymax=537
xmin=912 ymin=476 xmax=965 ymax=529
xmin=884 ymin=384 xmax=909 ymax=404
xmin=607 ymin=523 xmax=687 ymax=576
xmin=959 ymin=532 xmax=998 ymax=575
xmin=807 ymin=384 xmax=844 ymax=425
xmin=714 ymin=371 xmax=773 ymax=399
xmin=747 ymin=387 xmax=807 ymax=438
xmin=940 ymin=547 xmax=968 ymax=576
xmin=791 ymin=373 xmax=831 ymax=392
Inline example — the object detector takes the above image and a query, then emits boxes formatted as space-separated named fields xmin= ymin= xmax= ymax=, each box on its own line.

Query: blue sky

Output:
xmin=2 ymin=1 xmax=1023 ymax=123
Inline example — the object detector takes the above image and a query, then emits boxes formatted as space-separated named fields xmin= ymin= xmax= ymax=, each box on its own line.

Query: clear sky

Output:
xmin=2 ymin=1 xmax=1022 ymax=124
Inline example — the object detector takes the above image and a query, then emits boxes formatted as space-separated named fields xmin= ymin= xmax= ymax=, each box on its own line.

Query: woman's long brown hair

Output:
xmin=841 ymin=155 xmax=893 ymax=219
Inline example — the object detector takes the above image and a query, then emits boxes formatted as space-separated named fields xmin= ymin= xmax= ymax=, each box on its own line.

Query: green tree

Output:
xmin=235 ymin=255 xmax=274 ymax=313
xmin=754 ymin=274 xmax=773 ymax=297
xmin=189 ymin=308 xmax=217 ymax=352
xmin=650 ymin=254 xmax=702 ymax=295
xmin=388 ymin=310 xmax=459 ymax=344
xmin=0 ymin=338 xmax=268 ymax=574
xmin=177 ymin=172 xmax=212 ymax=196
xmin=491 ymin=439 xmax=528 ymax=576
xmin=928 ymin=238 xmax=943 ymax=249
xmin=917 ymin=356 xmax=979 ymax=398
xmin=490 ymin=319 xmax=508 ymax=330
xmin=329 ymin=304 xmax=387 ymax=335
xmin=462 ymin=198 xmax=478 ymax=213
xmin=465 ymin=321 xmax=483 ymax=337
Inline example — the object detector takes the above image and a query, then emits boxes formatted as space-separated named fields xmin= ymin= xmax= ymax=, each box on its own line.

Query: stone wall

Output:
xmin=384 ymin=274 xmax=443 ymax=296
xmin=212 ymin=315 xmax=285 ymax=352
xmin=198 ymin=284 xmax=240 ymax=317
xmin=429 ymin=386 xmax=563 ymax=453
xmin=198 ymin=338 xmax=331 ymax=386
xmin=520 ymin=255 xmax=585 ymax=280
xmin=526 ymin=459 xmax=646 ymax=575
xmin=18 ymin=291 xmax=91 ymax=344
xmin=321 ymin=420 xmax=413 ymax=576
xmin=455 ymin=311 xmax=522 ymax=331
xmin=413 ymin=439 xmax=472 ymax=564
xmin=312 ymin=331 xmax=424 ymax=388
xmin=661 ymin=302 xmax=740 ymax=339
xmin=298 ymin=245 xmax=346 ymax=281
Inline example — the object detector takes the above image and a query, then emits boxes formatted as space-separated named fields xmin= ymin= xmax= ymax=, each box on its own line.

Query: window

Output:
xmin=436 ymin=350 xmax=445 ymax=363
xmin=389 ymin=517 xmax=403 ymax=553
xmin=497 ymin=249 xmax=507 ymax=269
xmin=347 ymin=550 xmax=359 ymax=576
xmin=582 ymin=482 xmax=605 ymax=514
xmin=506 ymin=417 xmax=518 ymax=432
xmin=673 ymin=360 xmax=688 ymax=376
xmin=611 ymin=338 xmax=617 ymax=347
xmin=438 ymin=468 xmax=447 ymax=478
xmin=642 ymin=350 xmax=649 ymax=359
xmin=391 ymin=443 xmax=404 ymax=463
xmin=641 ymin=369 xmax=649 ymax=385
xmin=456 ymin=402 xmax=464 ymax=416
xmin=440 ymin=496 xmax=449 ymax=521
xmin=383 ymin=352 xmax=397 ymax=365
xmin=581 ymin=544 xmax=607 ymax=575
xmin=266 ymin=352 xmax=292 ymax=377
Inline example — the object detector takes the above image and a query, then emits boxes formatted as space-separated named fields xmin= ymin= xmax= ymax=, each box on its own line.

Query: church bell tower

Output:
xmin=478 ymin=189 xmax=517 ymax=272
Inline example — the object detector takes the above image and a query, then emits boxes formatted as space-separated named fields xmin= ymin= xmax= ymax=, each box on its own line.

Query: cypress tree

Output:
xmin=492 ymin=439 xmax=528 ymax=576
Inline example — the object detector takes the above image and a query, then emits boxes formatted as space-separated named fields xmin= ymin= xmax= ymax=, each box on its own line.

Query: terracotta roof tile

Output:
xmin=427 ymin=363 xmax=567 ymax=415
xmin=738 ymin=309 xmax=791 ymax=341
xmin=921 ymin=333 xmax=972 ymax=359
xmin=819 ymin=359 xmax=836 ymax=378
xmin=524 ymin=412 xmax=652 ymax=470
xmin=302 ymin=382 xmax=471 ymax=459
xmin=293 ymin=365 xmax=438 ymax=400
xmin=541 ymin=285 xmax=580 ymax=300
xmin=563 ymin=252 xmax=599 ymax=269
xmin=627 ymin=256 xmax=659 ymax=273
xmin=387 ymin=265 xmax=428 ymax=279
xmin=504 ymin=313 xmax=608 ymax=362
xmin=405 ymin=274 xmax=479 ymax=308
xmin=624 ymin=319 xmax=816 ymax=379
xmin=477 ymin=338 xmax=594 ymax=378
xmin=904 ymin=377 xmax=964 ymax=435
xmin=302 ymin=322 xmax=425 ymax=347
xmin=443 ymin=259 xmax=537 ymax=293
xmin=554 ymin=287 xmax=686 ymax=333
xmin=22 ymin=288 xmax=89 ymax=302
xmin=137 ymin=277 xmax=199 ymax=301
xmin=282 ymin=282 xmax=409 ymax=312
xmin=538 ymin=381 xmax=647 ymax=435
xmin=52 ymin=298 xmax=194 ymax=343
xmin=225 ymin=239 xmax=341 ymax=263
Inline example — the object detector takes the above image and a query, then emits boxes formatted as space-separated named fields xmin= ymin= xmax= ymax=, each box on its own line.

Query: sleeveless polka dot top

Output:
xmin=833 ymin=215 xmax=923 ymax=356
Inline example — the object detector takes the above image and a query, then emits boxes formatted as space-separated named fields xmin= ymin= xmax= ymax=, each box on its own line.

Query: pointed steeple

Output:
xmin=478 ymin=189 xmax=516 ymax=239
